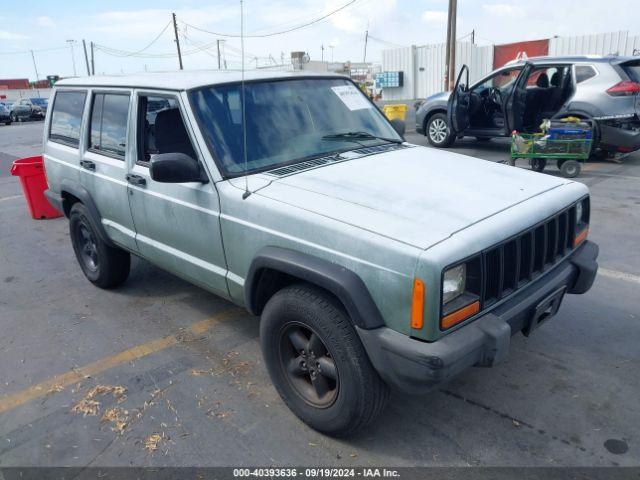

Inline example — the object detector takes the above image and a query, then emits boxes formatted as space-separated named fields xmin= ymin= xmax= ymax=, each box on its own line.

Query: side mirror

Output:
xmin=149 ymin=153 xmax=208 ymax=184
xmin=390 ymin=118 xmax=406 ymax=137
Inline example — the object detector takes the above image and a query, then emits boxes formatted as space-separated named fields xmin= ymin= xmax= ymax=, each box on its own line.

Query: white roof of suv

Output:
xmin=56 ymin=69 xmax=345 ymax=91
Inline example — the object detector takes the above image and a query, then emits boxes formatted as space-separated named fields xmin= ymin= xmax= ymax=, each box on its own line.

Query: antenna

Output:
xmin=240 ymin=0 xmax=251 ymax=199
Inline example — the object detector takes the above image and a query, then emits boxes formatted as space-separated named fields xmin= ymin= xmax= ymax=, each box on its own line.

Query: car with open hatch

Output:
xmin=416 ymin=55 xmax=640 ymax=158
xmin=41 ymin=70 xmax=599 ymax=436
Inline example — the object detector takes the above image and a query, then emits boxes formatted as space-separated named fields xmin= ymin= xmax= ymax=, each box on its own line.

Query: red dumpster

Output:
xmin=10 ymin=155 xmax=63 ymax=219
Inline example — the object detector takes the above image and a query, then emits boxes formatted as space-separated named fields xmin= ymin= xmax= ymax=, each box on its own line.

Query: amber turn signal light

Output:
xmin=574 ymin=227 xmax=588 ymax=248
xmin=441 ymin=300 xmax=480 ymax=330
xmin=411 ymin=278 xmax=425 ymax=329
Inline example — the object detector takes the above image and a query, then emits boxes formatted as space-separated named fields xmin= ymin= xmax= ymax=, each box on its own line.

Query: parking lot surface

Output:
xmin=1 ymin=120 xmax=639 ymax=467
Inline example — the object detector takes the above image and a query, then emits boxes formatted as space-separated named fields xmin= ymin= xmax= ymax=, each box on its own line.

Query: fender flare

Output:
xmin=245 ymin=246 xmax=386 ymax=330
xmin=60 ymin=179 xmax=115 ymax=247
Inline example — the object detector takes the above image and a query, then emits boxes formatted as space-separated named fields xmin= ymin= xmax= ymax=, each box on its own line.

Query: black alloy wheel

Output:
xmin=279 ymin=322 xmax=339 ymax=408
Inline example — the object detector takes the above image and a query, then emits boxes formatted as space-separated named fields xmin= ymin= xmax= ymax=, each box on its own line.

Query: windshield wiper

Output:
xmin=322 ymin=131 xmax=403 ymax=144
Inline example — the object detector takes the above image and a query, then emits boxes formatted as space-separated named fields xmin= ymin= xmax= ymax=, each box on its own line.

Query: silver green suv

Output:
xmin=43 ymin=71 xmax=598 ymax=436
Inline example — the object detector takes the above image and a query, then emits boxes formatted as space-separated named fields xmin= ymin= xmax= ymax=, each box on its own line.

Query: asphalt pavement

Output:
xmin=1 ymin=119 xmax=639 ymax=467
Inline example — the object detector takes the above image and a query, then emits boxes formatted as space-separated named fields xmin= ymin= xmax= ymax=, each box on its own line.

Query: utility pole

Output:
xmin=363 ymin=30 xmax=369 ymax=63
xmin=444 ymin=0 xmax=457 ymax=90
xmin=66 ymin=39 xmax=77 ymax=76
xmin=321 ymin=44 xmax=324 ymax=62
xmin=90 ymin=41 xmax=95 ymax=75
xmin=330 ymin=45 xmax=335 ymax=63
xmin=471 ymin=29 xmax=475 ymax=45
xmin=449 ymin=0 xmax=457 ymax=90
xmin=172 ymin=13 xmax=184 ymax=70
xmin=82 ymin=39 xmax=91 ymax=75
xmin=216 ymin=39 xmax=222 ymax=69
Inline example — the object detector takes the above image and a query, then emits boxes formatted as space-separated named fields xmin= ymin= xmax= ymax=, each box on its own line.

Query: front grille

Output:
xmin=481 ymin=205 xmax=576 ymax=307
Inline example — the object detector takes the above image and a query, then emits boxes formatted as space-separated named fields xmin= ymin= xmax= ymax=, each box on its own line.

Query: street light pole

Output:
xmin=66 ymin=39 xmax=77 ymax=76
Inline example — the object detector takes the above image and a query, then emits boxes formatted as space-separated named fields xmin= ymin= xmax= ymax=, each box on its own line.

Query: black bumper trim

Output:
xmin=357 ymin=240 xmax=599 ymax=394
xmin=44 ymin=189 xmax=64 ymax=215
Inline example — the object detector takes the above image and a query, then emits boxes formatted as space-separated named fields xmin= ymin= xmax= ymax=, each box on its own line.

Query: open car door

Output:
xmin=505 ymin=62 xmax=532 ymax=132
xmin=447 ymin=65 xmax=471 ymax=133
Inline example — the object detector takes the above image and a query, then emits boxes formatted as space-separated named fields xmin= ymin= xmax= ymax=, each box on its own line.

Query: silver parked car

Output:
xmin=43 ymin=71 xmax=598 ymax=435
xmin=416 ymin=56 xmax=640 ymax=156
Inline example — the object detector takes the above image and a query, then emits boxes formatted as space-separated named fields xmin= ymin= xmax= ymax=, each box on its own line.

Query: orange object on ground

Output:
xmin=10 ymin=155 xmax=63 ymax=219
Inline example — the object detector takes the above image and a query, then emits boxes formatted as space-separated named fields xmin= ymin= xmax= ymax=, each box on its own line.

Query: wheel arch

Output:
xmin=423 ymin=108 xmax=448 ymax=132
xmin=245 ymin=246 xmax=385 ymax=330
xmin=60 ymin=179 xmax=115 ymax=247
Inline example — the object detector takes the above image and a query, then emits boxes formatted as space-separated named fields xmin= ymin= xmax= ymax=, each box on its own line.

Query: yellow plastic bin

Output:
xmin=382 ymin=104 xmax=408 ymax=121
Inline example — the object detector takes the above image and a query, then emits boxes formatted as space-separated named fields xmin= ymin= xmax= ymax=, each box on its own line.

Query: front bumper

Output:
xmin=357 ymin=240 xmax=599 ymax=394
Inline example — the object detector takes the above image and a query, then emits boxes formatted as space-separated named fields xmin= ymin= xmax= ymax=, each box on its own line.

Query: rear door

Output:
xmin=125 ymin=90 xmax=229 ymax=297
xmin=506 ymin=63 xmax=533 ymax=132
xmin=79 ymin=89 xmax=138 ymax=251
xmin=447 ymin=65 xmax=471 ymax=133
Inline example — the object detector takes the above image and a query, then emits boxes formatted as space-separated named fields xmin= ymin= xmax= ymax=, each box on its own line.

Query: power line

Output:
xmin=180 ymin=0 xmax=359 ymax=38
xmin=367 ymin=34 xmax=407 ymax=49
xmin=127 ymin=20 xmax=172 ymax=57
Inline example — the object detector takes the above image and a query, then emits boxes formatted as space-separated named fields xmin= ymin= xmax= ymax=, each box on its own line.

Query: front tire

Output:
xmin=260 ymin=284 xmax=389 ymax=436
xmin=530 ymin=158 xmax=547 ymax=172
xmin=69 ymin=203 xmax=130 ymax=288
xmin=426 ymin=113 xmax=455 ymax=148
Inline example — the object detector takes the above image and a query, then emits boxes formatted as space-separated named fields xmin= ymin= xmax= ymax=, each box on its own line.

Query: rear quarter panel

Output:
xmin=42 ymin=89 xmax=85 ymax=197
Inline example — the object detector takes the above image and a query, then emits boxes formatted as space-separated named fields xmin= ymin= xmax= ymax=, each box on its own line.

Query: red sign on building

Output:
xmin=493 ymin=39 xmax=550 ymax=69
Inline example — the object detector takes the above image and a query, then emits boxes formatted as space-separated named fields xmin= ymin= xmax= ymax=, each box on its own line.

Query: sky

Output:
xmin=0 ymin=0 xmax=638 ymax=80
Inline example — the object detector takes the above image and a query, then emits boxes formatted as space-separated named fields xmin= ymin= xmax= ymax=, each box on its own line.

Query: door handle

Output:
xmin=126 ymin=173 xmax=146 ymax=187
xmin=80 ymin=160 xmax=96 ymax=171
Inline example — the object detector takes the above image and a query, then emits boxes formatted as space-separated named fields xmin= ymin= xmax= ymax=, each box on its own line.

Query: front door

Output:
xmin=79 ymin=90 xmax=138 ymax=251
xmin=448 ymin=65 xmax=471 ymax=133
xmin=505 ymin=63 xmax=533 ymax=132
xmin=126 ymin=90 xmax=229 ymax=296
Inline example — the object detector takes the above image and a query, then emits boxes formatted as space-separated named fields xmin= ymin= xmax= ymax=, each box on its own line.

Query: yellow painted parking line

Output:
xmin=0 ymin=307 xmax=244 ymax=415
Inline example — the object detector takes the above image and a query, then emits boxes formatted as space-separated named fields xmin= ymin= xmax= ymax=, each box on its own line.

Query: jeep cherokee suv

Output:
xmin=42 ymin=71 xmax=598 ymax=436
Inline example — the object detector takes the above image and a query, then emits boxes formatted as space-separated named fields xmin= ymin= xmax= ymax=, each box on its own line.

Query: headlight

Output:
xmin=442 ymin=264 xmax=466 ymax=304
xmin=575 ymin=201 xmax=583 ymax=224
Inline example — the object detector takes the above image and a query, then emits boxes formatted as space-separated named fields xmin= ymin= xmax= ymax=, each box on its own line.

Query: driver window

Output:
xmin=137 ymin=95 xmax=197 ymax=165
xmin=475 ymin=68 xmax=522 ymax=93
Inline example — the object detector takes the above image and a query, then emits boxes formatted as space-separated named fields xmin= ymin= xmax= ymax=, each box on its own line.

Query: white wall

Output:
xmin=381 ymin=42 xmax=492 ymax=101
xmin=549 ymin=31 xmax=640 ymax=57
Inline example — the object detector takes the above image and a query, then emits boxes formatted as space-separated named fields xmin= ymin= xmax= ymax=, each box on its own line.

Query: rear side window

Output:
xmin=49 ymin=90 xmax=87 ymax=147
xmin=575 ymin=65 xmax=597 ymax=83
xmin=90 ymin=93 xmax=130 ymax=158
xmin=621 ymin=61 xmax=640 ymax=82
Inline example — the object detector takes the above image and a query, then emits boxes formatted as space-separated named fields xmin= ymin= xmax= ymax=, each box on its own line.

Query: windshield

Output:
xmin=190 ymin=78 xmax=401 ymax=176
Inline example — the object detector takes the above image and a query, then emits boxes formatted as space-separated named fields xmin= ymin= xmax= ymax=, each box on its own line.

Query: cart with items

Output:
xmin=510 ymin=118 xmax=593 ymax=178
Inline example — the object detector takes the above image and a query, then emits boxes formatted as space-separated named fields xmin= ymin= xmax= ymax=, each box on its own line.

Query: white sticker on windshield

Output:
xmin=331 ymin=85 xmax=373 ymax=111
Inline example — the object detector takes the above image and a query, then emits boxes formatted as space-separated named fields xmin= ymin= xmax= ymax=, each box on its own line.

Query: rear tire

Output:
xmin=426 ymin=113 xmax=455 ymax=148
xmin=260 ymin=284 xmax=389 ymax=436
xmin=69 ymin=203 xmax=130 ymax=288
xmin=560 ymin=159 xmax=581 ymax=178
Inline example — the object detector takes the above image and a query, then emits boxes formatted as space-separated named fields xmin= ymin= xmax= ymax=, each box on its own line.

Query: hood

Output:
xmin=257 ymin=146 xmax=568 ymax=250
xmin=427 ymin=91 xmax=450 ymax=102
